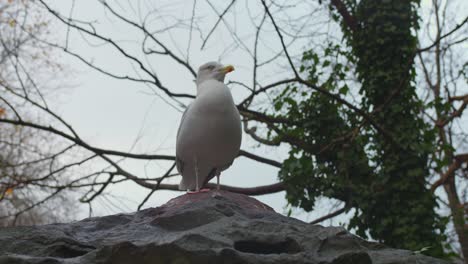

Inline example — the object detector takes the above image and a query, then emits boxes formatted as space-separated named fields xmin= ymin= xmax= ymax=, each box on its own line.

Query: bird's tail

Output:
xmin=178 ymin=167 xmax=215 ymax=191
xmin=178 ymin=177 xmax=192 ymax=191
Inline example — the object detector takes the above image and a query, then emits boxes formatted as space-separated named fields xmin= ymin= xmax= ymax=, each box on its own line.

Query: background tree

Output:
xmin=0 ymin=0 xmax=75 ymax=226
xmin=273 ymin=0 xmax=449 ymax=256
xmin=0 ymin=0 xmax=465 ymax=260
xmin=417 ymin=0 xmax=468 ymax=258
xmin=266 ymin=0 xmax=466 ymax=259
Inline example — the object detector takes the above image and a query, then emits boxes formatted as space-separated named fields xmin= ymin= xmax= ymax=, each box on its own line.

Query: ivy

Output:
xmin=271 ymin=0 xmax=449 ymax=258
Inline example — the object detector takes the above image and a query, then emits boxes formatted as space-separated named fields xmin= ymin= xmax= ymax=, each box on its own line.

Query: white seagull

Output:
xmin=176 ymin=62 xmax=242 ymax=193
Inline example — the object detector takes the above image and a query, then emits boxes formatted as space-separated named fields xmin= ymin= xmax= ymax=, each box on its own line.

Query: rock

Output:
xmin=0 ymin=190 xmax=448 ymax=264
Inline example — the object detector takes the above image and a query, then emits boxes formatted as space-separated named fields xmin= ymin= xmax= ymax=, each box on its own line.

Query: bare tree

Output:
xmin=0 ymin=0 xmax=75 ymax=226
xmin=0 ymin=0 xmax=293 ymax=214
xmin=417 ymin=0 xmax=468 ymax=258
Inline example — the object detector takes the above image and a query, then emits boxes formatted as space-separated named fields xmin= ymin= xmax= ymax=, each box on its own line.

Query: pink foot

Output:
xmin=187 ymin=188 xmax=210 ymax=194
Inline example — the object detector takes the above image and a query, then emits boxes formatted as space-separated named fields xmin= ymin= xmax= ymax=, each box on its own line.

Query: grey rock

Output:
xmin=0 ymin=190 xmax=448 ymax=264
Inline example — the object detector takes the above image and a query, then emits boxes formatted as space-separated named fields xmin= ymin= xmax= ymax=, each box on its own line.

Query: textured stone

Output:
xmin=0 ymin=190 xmax=448 ymax=264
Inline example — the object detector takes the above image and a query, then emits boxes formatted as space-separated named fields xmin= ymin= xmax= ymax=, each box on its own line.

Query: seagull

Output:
xmin=176 ymin=62 xmax=242 ymax=193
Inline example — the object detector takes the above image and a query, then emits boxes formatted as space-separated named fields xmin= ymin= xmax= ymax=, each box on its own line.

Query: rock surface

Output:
xmin=0 ymin=190 xmax=448 ymax=264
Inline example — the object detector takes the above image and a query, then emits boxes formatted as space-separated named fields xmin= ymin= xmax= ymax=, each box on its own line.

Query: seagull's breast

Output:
xmin=176 ymin=80 xmax=242 ymax=167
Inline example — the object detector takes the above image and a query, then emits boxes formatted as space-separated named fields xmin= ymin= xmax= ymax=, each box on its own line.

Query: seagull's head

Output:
xmin=196 ymin=61 xmax=235 ymax=85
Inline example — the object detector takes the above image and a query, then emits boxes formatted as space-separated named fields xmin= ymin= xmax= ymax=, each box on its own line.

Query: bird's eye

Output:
xmin=206 ymin=65 xmax=215 ymax=70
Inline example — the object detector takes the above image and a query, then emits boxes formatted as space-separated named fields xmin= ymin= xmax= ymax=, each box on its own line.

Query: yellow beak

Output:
xmin=221 ymin=65 xmax=235 ymax=74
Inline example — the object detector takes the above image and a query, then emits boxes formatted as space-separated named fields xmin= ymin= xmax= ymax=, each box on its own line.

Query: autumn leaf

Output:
xmin=5 ymin=188 xmax=14 ymax=196
xmin=0 ymin=107 xmax=5 ymax=117
xmin=9 ymin=19 xmax=16 ymax=27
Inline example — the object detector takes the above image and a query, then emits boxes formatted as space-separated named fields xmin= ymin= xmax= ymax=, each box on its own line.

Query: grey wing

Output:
xmin=176 ymin=105 xmax=191 ymax=139
xmin=175 ymin=105 xmax=191 ymax=174
xmin=176 ymin=156 xmax=184 ymax=176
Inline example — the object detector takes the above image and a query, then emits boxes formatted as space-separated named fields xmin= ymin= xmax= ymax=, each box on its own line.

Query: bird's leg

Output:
xmin=195 ymin=156 xmax=199 ymax=192
xmin=188 ymin=157 xmax=210 ymax=194
xmin=188 ymin=156 xmax=200 ymax=194
xmin=212 ymin=172 xmax=222 ymax=197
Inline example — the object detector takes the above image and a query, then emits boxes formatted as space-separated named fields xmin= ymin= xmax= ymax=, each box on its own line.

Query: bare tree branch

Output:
xmin=329 ymin=0 xmax=358 ymax=32
xmin=261 ymin=0 xmax=299 ymax=78
xmin=137 ymin=162 xmax=177 ymax=211
xmin=0 ymin=118 xmax=175 ymax=160
xmin=418 ymin=15 xmax=468 ymax=53
xmin=201 ymin=0 xmax=236 ymax=50
xmin=238 ymin=149 xmax=282 ymax=168
xmin=310 ymin=204 xmax=348 ymax=225
xmin=431 ymin=153 xmax=468 ymax=192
